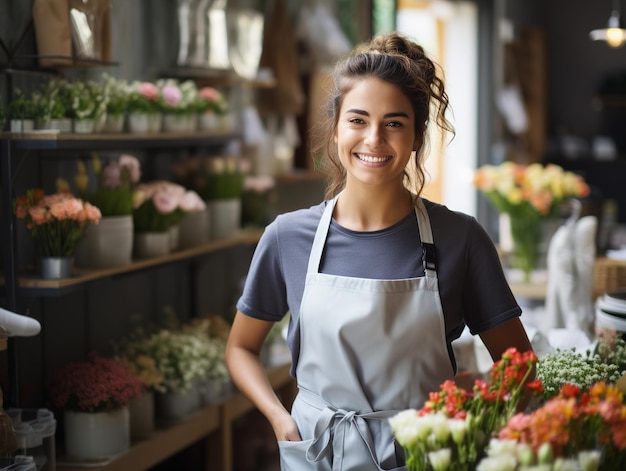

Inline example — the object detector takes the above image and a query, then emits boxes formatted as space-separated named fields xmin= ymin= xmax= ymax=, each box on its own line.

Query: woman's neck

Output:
xmin=333 ymin=186 xmax=414 ymax=231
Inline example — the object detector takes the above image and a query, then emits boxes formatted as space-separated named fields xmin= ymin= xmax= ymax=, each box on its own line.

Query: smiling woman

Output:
xmin=225 ymin=31 xmax=533 ymax=471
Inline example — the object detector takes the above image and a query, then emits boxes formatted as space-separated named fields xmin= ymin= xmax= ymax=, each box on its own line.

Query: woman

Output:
xmin=225 ymin=32 xmax=533 ymax=470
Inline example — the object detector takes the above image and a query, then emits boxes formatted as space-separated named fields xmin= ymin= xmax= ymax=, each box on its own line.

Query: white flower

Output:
xmin=427 ymin=448 xmax=451 ymax=471
xmin=553 ymin=458 xmax=579 ymax=471
xmin=388 ymin=410 xmax=421 ymax=448
xmin=577 ymin=450 xmax=602 ymax=471
xmin=476 ymin=455 xmax=517 ymax=471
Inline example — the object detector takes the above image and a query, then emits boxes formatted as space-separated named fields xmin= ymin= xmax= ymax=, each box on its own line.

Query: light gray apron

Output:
xmin=278 ymin=196 xmax=454 ymax=471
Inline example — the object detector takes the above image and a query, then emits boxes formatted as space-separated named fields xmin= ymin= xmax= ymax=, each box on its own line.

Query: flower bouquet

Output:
xmin=537 ymin=334 xmax=626 ymax=399
xmin=480 ymin=381 xmax=626 ymax=470
xmin=14 ymin=188 xmax=102 ymax=258
xmin=389 ymin=348 xmax=541 ymax=471
xmin=473 ymin=162 xmax=590 ymax=281
xmin=132 ymin=180 xmax=205 ymax=233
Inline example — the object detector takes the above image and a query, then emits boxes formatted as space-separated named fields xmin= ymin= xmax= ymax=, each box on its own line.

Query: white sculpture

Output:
xmin=0 ymin=307 xmax=41 ymax=338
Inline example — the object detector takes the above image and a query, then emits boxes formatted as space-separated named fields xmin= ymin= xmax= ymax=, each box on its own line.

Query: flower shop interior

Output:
xmin=1 ymin=0 xmax=626 ymax=470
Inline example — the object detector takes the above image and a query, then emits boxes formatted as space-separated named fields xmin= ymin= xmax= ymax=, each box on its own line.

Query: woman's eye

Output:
xmin=348 ymin=117 xmax=365 ymax=124
xmin=387 ymin=121 xmax=403 ymax=128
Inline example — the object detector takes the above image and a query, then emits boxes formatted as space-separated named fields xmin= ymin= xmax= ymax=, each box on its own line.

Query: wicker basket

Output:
xmin=593 ymin=257 xmax=626 ymax=299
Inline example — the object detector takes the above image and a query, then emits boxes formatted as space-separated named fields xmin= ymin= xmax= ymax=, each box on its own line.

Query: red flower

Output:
xmin=48 ymin=353 xmax=145 ymax=413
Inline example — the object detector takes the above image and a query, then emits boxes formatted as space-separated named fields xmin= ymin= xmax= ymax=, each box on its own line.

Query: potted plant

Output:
xmin=115 ymin=330 xmax=166 ymax=439
xmin=68 ymin=80 xmax=107 ymax=133
xmin=99 ymin=74 xmax=129 ymax=133
xmin=204 ymin=156 xmax=245 ymax=240
xmin=14 ymin=187 xmax=102 ymax=279
xmin=158 ymin=79 xmax=198 ymax=132
xmin=132 ymin=180 xmax=205 ymax=257
xmin=74 ymin=153 xmax=142 ymax=267
xmin=7 ymin=89 xmax=37 ymax=132
xmin=196 ymin=86 xmax=228 ymax=131
xmin=127 ymin=80 xmax=163 ymax=133
xmin=31 ymin=79 xmax=72 ymax=132
xmin=124 ymin=327 xmax=215 ymax=421
xmin=47 ymin=353 xmax=145 ymax=460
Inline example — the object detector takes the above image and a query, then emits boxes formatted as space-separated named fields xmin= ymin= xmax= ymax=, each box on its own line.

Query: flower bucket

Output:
xmin=209 ymin=198 xmax=241 ymax=240
xmin=128 ymin=112 xmax=161 ymax=133
xmin=178 ymin=207 xmax=211 ymax=248
xmin=41 ymin=257 xmax=73 ymax=279
xmin=163 ymin=113 xmax=196 ymax=133
xmin=134 ymin=232 xmax=170 ymax=259
xmin=102 ymin=113 xmax=125 ymax=133
xmin=74 ymin=215 xmax=134 ymax=268
xmin=73 ymin=118 xmax=95 ymax=134
xmin=63 ymin=407 xmax=130 ymax=461
xmin=128 ymin=390 xmax=155 ymax=440
xmin=154 ymin=386 xmax=201 ymax=422
xmin=10 ymin=119 xmax=34 ymax=133
xmin=199 ymin=111 xmax=220 ymax=131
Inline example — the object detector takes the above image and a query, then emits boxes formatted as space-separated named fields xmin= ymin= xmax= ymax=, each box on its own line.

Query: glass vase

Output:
xmin=509 ymin=213 xmax=543 ymax=283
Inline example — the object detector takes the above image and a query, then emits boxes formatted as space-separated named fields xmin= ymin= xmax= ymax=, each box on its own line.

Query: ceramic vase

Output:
xmin=134 ymin=232 xmax=171 ymax=259
xmin=102 ymin=113 xmax=125 ymax=133
xmin=74 ymin=215 xmax=134 ymax=268
xmin=73 ymin=118 xmax=95 ymax=134
xmin=41 ymin=257 xmax=73 ymax=279
xmin=163 ymin=113 xmax=196 ymax=133
xmin=209 ymin=198 xmax=241 ymax=240
xmin=154 ymin=386 xmax=201 ymax=422
xmin=63 ymin=407 xmax=130 ymax=460
xmin=199 ymin=111 xmax=220 ymax=131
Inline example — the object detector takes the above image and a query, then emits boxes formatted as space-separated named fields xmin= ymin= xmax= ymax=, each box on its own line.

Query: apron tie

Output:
xmin=301 ymin=389 xmax=399 ymax=471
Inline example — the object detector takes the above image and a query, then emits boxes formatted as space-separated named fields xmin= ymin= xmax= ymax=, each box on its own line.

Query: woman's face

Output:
xmin=335 ymin=77 xmax=417 ymax=190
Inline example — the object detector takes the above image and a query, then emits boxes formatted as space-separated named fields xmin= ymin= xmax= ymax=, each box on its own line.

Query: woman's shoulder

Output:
xmin=422 ymin=198 xmax=479 ymax=228
xmin=262 ymin=201 xmax=326 ymax=243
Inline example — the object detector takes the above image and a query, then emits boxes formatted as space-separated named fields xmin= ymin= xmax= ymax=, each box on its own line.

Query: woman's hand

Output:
xmin=270 ymin=408 xmax=301 ymax=442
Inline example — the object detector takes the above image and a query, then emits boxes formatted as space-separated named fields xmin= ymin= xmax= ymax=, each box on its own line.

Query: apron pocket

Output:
xmin=278 ymin=438 xmax=330 ymax=471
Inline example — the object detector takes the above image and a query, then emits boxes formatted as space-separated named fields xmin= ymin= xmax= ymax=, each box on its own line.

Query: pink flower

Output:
xmin=162 ymin=84 xmax=182 ymax=107
xmin=119 ymin=154 xmax=141 ymax=184
xmin=179 ymin=190 xmax=206 ymax=212
xmin=199 ymin=87 xmax=222 ymax=102
xmin=102 ymin=162 xmax=122 ymax=187
xmin=152 ymin=189 xmax=179 ymax=214
xmin=137 ymin=82 xmax=160 ymax=101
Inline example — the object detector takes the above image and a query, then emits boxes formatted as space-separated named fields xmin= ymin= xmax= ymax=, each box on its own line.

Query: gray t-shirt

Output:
xmin=237 ymin=198 xmax=521 ymax=373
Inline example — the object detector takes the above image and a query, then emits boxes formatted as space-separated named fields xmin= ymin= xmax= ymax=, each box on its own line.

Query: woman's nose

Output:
xmin=364 ymin=125 xmax=384 ymax=148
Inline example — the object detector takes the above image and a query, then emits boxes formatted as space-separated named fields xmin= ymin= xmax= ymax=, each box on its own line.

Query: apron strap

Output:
xmin=414 ymin=197 xmax=438 ymax=277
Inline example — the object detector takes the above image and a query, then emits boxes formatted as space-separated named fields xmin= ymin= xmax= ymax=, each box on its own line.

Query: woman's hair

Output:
xmin=310 ymin=32 xmax=454 ymax=199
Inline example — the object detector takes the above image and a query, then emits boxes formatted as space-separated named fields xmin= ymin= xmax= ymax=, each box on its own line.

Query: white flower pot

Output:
xmin=64 ymin=407 xmax=130 ymax=460
xmin=163 ymin=113 xmax=196 ymax=133
xmin=102 ymin=113 xmax=125 ymax=133
xmin=147 ymin=113 xmax=162 ymax=133
xmin=127 ymin=112 xmax=150 ymax=133
xmin=49 ymin=118 xmax=73 ymax=133
xmin=10 ymin=119 xmax=34 ymax=133
xmin=209 ymin=198 xmax=241 ymax=240
xmin=169 ymin=225 xmax=180 ymax=251
xmin=74 ymin=215 xmax=134 ymax=268
xmin=73 ymin=118 xmax=95 ymax=134
xmin=134 ymin=232 xmax=171 ymax=259
xmin=155 ymin=386 xmax=201 ymax=422
xmin=199 ymin=111 xmax=220 ymax=131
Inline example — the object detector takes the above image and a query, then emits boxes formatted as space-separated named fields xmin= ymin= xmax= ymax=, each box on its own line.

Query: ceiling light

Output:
xmin=590 ymin=0 xmax=626 ymax=48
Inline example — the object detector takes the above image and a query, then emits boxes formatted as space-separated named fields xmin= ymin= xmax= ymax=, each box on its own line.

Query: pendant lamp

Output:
xmin=590 ymin=0 xmax=626 ymax=48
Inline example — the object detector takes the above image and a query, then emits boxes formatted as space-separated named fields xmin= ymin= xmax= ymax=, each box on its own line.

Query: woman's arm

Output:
xmin=225 ymin=311 xmax=301 ymax=441
xmin=479 ymin=317 xmax=536 ymax=409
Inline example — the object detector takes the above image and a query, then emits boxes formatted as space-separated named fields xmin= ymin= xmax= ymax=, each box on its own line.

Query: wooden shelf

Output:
xmin=5 ymin=230 xmax=263 ymax=297
xmin=1 ymin=130 xmax=241 ymax=151
xmin=57 ymin=363 xmax=295 ymax=471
